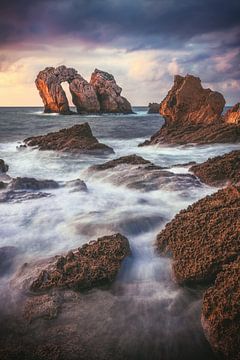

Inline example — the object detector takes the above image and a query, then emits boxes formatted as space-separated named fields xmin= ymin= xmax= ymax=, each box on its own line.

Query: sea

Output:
xmin=0 ymin=106 xmax=239 ymax=359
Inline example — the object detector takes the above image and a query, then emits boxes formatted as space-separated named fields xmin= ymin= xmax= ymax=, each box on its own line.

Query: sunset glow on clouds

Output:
xmin=0 ymin=0 xmax=239 ymax=106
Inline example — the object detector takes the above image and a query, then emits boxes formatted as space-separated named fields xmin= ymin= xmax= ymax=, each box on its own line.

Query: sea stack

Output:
xmin=90 ymin=69 xmax=133 ymax=114
xmin=139 ymin=74 xmax=240 ymax=145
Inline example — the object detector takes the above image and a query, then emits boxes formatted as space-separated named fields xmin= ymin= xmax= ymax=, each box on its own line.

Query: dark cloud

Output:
xmin=0 ymin=0 xmax=239 ymax=50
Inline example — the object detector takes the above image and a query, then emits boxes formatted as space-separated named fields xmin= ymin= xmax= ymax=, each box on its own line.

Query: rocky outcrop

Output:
xmin=64 ymin=178 xmax=88 ymax=192
xmin=85 ymin=154 xmax=201 ymax=191
xmin=90 ymin=69 xmax=133 ymax=114
xmin=0 ymin=159 xmax=8 ymax=173
xmin=14 ymin=233 xmax=130 ymax=292
xmin=36 ymin=66 xmax=132 ymax=115
xmin=224 ymin=103 xmax=240 ymax=124
xmin=156 ymin=185 xmax=240 ymax=284
xmin=156 ymin=186 xmax=240 ymax=359
xmin=24 ymin=123 xmax=114 ymax=154
xmin=139 ymin=75 xmax=240 ymax=145
xmin=202 ymin=258 xmax=240 ymax=360
xmin=148 ymin=103 xmax=160 ymax=114
xmin=9 ymin=177 xmax=59 ymax=191
xmin=190 ymin=150 xmax=240 ymax=186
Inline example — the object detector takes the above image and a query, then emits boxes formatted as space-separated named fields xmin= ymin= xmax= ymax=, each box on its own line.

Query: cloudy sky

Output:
xmin=0 ymin=0 xmax=239 ymax=106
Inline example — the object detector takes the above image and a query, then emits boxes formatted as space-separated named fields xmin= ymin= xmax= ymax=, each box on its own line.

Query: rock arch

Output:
xmin=36 ymin=66 xmax=132 ymax=115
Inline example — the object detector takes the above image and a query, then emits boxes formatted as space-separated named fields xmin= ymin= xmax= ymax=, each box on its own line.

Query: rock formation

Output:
xmin=0 ymin=159 xmax=8 ymax=173
xmin=139 ymin=74 xmax=240 ymax=145
xmin=36 ymin=66 xmax=132 ymax=115
xmin=9 ymin=177 xmax=59 ymax=191
xmin=202 ymin=258 xmax=240 ymax=360
xmin=24 ymin=123 xmax=114 ymax=154
xmin=224 ymin=103 xmax=240 ymax=124
xmin=190 ymin=150 xmax=240 ymax=186
xmin=147 ymin=103 xmax=160 ymax=114
xmin=156 ymin=185 xmax=240 ymax=359
xmin=14 ymin=233 xmax=130 ymax=292
xmin=90 ymin=69 xmax=133 ymax=113
xmin=85 ymin=154 xmax=201 ymax=191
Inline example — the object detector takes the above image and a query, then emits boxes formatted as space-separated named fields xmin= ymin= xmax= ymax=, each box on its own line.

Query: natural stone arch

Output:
xmin=35 ymin=66 xmax=100 ymax=115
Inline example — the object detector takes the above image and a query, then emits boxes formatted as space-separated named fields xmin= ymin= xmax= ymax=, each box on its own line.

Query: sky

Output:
xmin=0 ymin=0 xmax=239 ymax=106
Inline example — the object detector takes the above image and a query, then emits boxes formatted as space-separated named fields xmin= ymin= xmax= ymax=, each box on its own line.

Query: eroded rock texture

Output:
xmin=156 ymin=186 xmax=240 ymax=284
xmin=139 ymin=75 xmax=240 ymax=145
xmin=224 ymin=102 xmax=240 ymax=124
xmin=201 ymin=258 xmax=240 ymax=360
xmin=90 ymin=69 xmax=133 ymax=113
xmin=190 ymin=150 xmax=240 ymax=186
xmin=24 ymin=123 xmax=114 ymax=154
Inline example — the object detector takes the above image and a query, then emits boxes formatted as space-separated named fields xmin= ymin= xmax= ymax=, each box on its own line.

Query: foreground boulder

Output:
xmin=202 ymin=258 xmax=240 ymax=360
xmin=86 ymin=154 xmax=201 ymax=191
xmin=224 ymin=103 xmax=240 ymax=124
xmin=139 ymin=75 xmax=240 ymax=145
xmin=90 ymin=69 xmax=133 ymax=114
xmin=14 ymin=233 xmax=130 ymax=292
xmin=190 ymin=150 xmax=240 ymax=186
xmin=156 ymin=185 xmax=240 ymax=284
xmin=148 ymin=103 xmax=160 ymax=114
xmin=0 ymin=159 xmax=8 ymax=173
xmin=24 ymin=123 xmax=114 ymax=154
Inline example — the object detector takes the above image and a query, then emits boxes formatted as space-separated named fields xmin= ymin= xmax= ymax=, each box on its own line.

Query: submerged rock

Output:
xmin=139 ymin=75 xmax=240 ymax=145
xmin=0 ymin=190 xmax=52 ymax=203
xmin=156 ymin=185 xmax=240 ymax=284
xmin=190 ymin=150 xmax=240 ymax=186
xmin=64 ymin=178 xmax=88 ymax=192
xmin=14 ymin=234 xmax=130 ymax=292
xmin=9 ymin=177 xmax=59 ymax=191
xmin=86 ymin=154 xmax=201 ymax=191
xmin=0 ymin=246 xmax=18 ymax=276
xmin=90 ymin=69 xmax=133 ymax=114
xmin=201 ymin=258 xmax=240 ymax=360
xmin=224 ymin=102 xmax=240 ymax=124
xmin=147 ymin=103 xmax=160 ymax=114
xmin=0 ymin=159 xmax=9 ymax=173
xmin=24 ymin=123 xmax=114 ymax=154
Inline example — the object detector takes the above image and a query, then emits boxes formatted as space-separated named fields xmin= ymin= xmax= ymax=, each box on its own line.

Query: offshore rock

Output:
xmin=0 ymin=159 xmax=9 ymax=173
xmin=224 ymin=102 xmax=240 ymax=124
xmin=9 ymin=177 xmax=59 ymax=191
xmin=24 ymin=123 xmax=114 ymax=154
xmin=190 ymin=150 xmax=240 ymax=186
xmin=147 ymin=103 xmax=160 ymax=114
xmin=90 ymin=69 xmax=133 ymax=114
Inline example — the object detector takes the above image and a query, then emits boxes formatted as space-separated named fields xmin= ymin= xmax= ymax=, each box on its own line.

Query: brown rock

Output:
xmin=139 ymin=75 xmax=240 ymax=145
xmin=159 ymin=74 xmax=225 ymax=125
xmin=24 ymin=123 xmax=114 ymax=154
xmin=224 ymin=103 xmax=240 ymax=124
xmin=28 ymin=233 xmax=130 ymax=292
xmin=36 ymin=65 xmax=100 ymax=114
xmin=89 ymin=154 xmax=152 ymax=171
xmin=190 ymin=150 xmax=240 ymax=186
xmin=156 ymin=186 xmax=240 ymax=284
xmin=201 ymin=258 xmax=240 ymax=360
xmin=147 ymin=103 xmax=160 ymax=114
xmin=90 ymin=69 xmax=133 ymax=114
xmin=0 ymin=159 xmax=8 ymax=173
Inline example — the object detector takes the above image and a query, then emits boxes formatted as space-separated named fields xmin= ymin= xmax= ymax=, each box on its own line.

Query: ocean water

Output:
xmin=0 ymin=106 xmax=239 ymax=359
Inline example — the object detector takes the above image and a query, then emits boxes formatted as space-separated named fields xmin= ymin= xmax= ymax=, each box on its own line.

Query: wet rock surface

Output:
xmin=147 ymin=103 xmax=160 ymax=114
xmin=64 ymin=178 xmax=88 ymax=192
xmin=156 ymin=186 xmax=240 ymax=284
xmin=201 ymin=258 xmax=240 ymax=360
xmin=90 ymin=69 xmax=133 ymax=114
xmin=0 ymin=190 xmax=52 ymax=203
xmin=24 ymin=123 xmax=114 ymax=154
xmin=86 ymin=154 xmax=201 ymax=191
xmin=9 ymin=177 xmax=59 ymax=190
xmin=14 ymin=233 xmax=130 ymax=292
xmin=140 ymin=75 xmax=240 ymax=145
xmin=190 ymin=150 xmax=240 ymax=186
xmin=0 ymin=159 xmax=8 ymax=173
